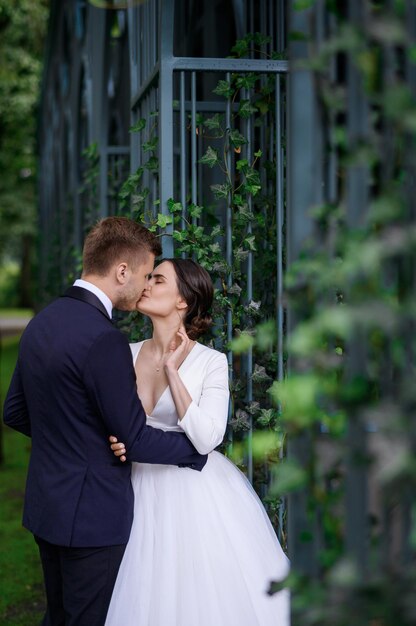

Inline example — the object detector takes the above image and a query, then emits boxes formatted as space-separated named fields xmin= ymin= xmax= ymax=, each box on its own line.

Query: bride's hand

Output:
xmin=164 ymin=325 xmax=192 ymax=372
xmin=109 ymin=435 xmax=127 ymax=462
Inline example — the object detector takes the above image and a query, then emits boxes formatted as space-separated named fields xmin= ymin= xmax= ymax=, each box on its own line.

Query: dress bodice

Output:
xmin=130 ymin=340 xmax=200 ymax=433
xmin=130 ymin=339 xmax=229 ymax=455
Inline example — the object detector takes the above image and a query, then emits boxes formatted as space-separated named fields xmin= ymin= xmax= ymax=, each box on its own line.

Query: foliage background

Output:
xmin=0 ymin=0 xmax=49 ymax=307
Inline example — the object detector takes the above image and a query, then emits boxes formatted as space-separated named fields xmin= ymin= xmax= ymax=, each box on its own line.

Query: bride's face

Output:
xmin=136 ymin=261 xmax=187 ymax=319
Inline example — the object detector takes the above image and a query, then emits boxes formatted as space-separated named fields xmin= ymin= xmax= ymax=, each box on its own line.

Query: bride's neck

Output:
xmin=150 ymin=319 xmax=182 ymax=356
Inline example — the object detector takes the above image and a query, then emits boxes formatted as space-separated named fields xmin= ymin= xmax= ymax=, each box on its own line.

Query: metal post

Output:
xmin=287 ymin=2 xmax=321 ymax=576
xmin=344 ymin=0 xmax=370 ymax=579
xmin=159 ymin=0 xmax=174 ymax=256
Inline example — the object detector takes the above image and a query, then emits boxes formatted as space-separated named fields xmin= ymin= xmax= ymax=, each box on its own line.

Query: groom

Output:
xmin=3 ymin=217 xmax=207 ymax=626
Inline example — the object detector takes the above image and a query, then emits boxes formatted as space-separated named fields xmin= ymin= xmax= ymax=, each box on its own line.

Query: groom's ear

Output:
xmin=115 ymin=262 xmax=128 ymax=283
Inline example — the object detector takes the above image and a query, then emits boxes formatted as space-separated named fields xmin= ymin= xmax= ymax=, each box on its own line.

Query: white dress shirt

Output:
xmin=73 ymin=279 xmax=113 ymax=318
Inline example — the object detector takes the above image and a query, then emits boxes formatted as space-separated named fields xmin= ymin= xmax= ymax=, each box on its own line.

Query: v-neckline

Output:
xmin=133 ymin=340 xmax=199 ymax=416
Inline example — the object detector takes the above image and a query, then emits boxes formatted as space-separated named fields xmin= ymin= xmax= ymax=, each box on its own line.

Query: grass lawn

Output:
xmin=0 ymin=334 xmax=45 ymax=625
xmin=0 ymin=309 xmax=33 ymax=319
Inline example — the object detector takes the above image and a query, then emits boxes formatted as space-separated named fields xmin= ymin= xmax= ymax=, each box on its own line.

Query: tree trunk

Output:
xmin=18 ymin=234 xmax=34 ymax=309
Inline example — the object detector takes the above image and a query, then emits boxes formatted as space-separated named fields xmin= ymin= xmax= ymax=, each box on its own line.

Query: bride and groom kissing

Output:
xmin=4 ymin=216 xmax=289 ymax=626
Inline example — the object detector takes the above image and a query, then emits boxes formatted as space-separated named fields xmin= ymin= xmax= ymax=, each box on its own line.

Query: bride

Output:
xmin=105 ymin=258 xmax=290 ymax=626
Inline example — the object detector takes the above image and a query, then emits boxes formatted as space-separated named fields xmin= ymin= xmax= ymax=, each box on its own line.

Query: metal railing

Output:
xmin=38 ymin=0 xmax=288 ymax=532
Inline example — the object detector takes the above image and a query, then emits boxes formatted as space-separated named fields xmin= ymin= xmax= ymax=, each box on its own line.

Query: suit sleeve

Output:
xmin=83 ymin=330 xmax=207 ymax=470
xmin=178 ymin=353 xmax=229 ymax=454
xmin=3 ymin=361 xmax=31 ymax=437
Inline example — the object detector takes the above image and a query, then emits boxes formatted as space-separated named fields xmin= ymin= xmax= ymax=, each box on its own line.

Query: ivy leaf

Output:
xmin=251 ymin=364 xmax=272 ymax=383
xmin=252 ymin=432 xmax=284 ymax=460
xmin=129 ymin=118 xmax=146 ymax=133
xmin=268 ymin=375 xmax=322 ymax=428
xmin=232 ymin=193 xmax=244 ymax=207
xmin=210 ymin=183 xmax=231 ymax=199
xmin=237 ymin=204 xmax=253 ymax=221
xmin=172 ymin=230 xmax=187 ymax=242
xmin=238 ymin=99 xmax=258 ymax=119
xmin=167 ymin=198 xmax=183 ymax=213
xmin=236 ymin=159 xmax=249 ymax=172
xmin=156 ymin=214 xmax=173 ymax=228
xmin=244 ymin=235 xmax=257 ymax=251
xmin=269 ymin=460 xmax=308 ymax=497
xmin=234 ymin=247 xmax=250 ymax=261
xmin=254 ymin=149 xmax=262 ymax=158
xmin=246 ymin=401 xmax=261 ymax=415
xmin=293 ymin=0 xmax=315 ymax=10
xmin=410 ymin=45 xmax=416 ymax=63
xmin=203 ymin=114 xmax=222 ymax=130
xmin=209 ymin=242 xmax=222 ymax=254
xmin=229 ymin=409 xmax=251 ymax=432
xmin=228 ymin=283 xmax=242 ymax=296
xmin=212 ymin=259 xmax=229 ymax=273
xmin=229 ymin=129 xmax=248 ymax=148
xmin=144 ymin=156 xmax=159 ymax=172
xmin=131 ymin=188 xmax=149 ymax=208
xmin=256 ymin=99 xmax=270 ymax=115
xmin=244 ymin=180 xmax=261 ymax=196
xmin=244 ymin=167 xmax=261 ymax=196
xmin=213 ymin=79 xmax=234 ymax=98
xmin=188 ymin=203 xmax=203 ymax=218
xmin=119 ymin=188 xmax=131 ymax=200
xmin=211 ymin=225 xmax=223 ymax=238
xmin=142 ymin=136 xmax=158 ymax=152
xmin=118 ymin=167 xmax=143 ymax=199
xmin=244 ymin=167 xmax=260 ymax=185
xmin=256 ymin=320 xmax=277 ymax=351
xmin=230 ymin=331 xmax=255 ymax=354
xmin=288 ymin=30 xmax=309 ymax=42
xmin=257 ymin=408 xmax=276 ymax=426
xmin=253 ymin=32 xmax=272 ymax=47
xmin=191 ymin=225 xmax=205 ymax=238
xmin=82 ymin=142 xmax=98 ymax=160
xmin=231 ymin=38 xmax=249 ymax=58
xmin=248 ymin=299 xmax=261 ymax=312
xmin=235 ymin=73 xmax=258 ymax=90
xmin=199 ymin=146 xmax=219 ymax=168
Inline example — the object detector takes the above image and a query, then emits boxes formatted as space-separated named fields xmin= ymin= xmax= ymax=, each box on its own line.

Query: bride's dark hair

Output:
xmin=164 ymin=258 xmax=214 ymax=340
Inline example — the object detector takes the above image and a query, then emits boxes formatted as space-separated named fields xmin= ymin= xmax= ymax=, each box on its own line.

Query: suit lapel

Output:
xmin=63 ymin=286 xmax=111 ymax=320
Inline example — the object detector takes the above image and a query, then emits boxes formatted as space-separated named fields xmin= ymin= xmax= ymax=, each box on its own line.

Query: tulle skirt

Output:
xmin=105 ymin=451 xmax=290 ymax=626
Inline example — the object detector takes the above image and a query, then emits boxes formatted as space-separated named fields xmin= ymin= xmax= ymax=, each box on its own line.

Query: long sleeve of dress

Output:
xmin=178 ymin=352 xmax=229 ymax=454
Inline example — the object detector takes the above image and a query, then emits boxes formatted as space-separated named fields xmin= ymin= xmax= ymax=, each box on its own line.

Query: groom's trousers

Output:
xmin=35 ymin=536 xmax=126 ymax=626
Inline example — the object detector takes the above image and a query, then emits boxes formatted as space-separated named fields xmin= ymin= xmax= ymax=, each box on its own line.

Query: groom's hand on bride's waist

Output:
xmin=109 ymin=435 xmax=127 ymax=462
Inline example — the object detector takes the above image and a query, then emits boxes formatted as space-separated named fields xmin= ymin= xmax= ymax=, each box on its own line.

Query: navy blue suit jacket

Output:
xmin=3 ymin=287 xmax=206 ymax=547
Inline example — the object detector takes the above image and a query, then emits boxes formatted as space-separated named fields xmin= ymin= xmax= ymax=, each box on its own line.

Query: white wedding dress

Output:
xmin=105 ymin=341 xmax=290 ymax=626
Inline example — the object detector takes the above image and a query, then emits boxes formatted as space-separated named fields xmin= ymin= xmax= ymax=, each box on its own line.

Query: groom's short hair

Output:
xmin=82 ymin=216 xmax=162 ymax=276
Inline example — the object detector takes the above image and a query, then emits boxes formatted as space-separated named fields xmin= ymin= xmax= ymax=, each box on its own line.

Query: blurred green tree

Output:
xmin=0 ymin=0 xmax=49 ymax=307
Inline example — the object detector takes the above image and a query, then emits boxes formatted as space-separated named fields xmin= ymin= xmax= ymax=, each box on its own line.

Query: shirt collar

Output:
xmin=73 ymin=279 xmax=113 ymax=318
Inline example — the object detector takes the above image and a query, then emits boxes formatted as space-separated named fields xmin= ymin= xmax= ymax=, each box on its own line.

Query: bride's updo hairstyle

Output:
xmin=166 ymin=258 xmax=214 ymax=340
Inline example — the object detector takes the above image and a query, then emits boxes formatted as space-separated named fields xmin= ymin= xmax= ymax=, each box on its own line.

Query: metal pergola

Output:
xmin=38 ymin=0 xmax=416 ymax=594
